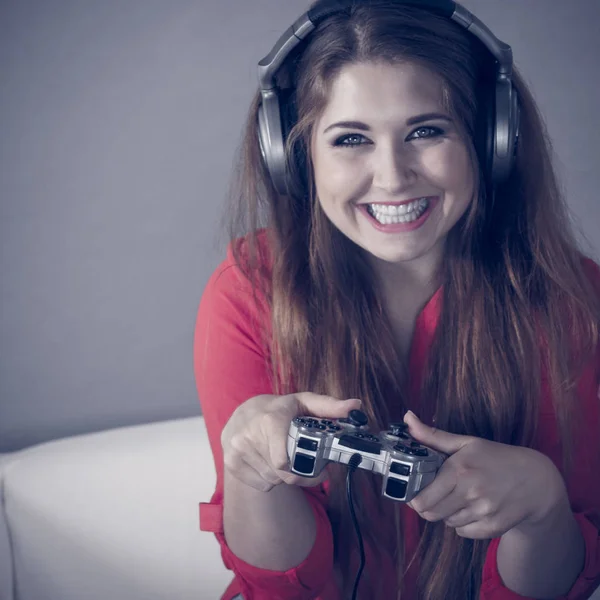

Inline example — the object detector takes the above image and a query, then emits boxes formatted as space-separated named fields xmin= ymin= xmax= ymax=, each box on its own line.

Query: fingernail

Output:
xmin=404 ymin=410 xmax=417 ymax=421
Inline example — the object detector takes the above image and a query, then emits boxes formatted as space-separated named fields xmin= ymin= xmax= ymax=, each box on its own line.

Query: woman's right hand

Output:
xmin=221 ymin=393 xmax=362 ymax=492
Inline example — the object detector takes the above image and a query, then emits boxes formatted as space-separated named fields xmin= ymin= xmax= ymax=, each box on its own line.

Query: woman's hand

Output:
xmin=221 ymin=393 xmax=362 ymax=493
xmin=404 ymin=410 xmax=569 ymax=539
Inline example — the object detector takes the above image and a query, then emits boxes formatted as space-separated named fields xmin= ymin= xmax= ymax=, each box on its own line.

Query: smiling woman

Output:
xmin=194 ymin=1 xmax=600 ymax=599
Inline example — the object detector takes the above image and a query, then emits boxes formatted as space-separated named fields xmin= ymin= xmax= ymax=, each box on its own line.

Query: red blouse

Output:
xmin=195 ymin=233 xmax=600 ymax=599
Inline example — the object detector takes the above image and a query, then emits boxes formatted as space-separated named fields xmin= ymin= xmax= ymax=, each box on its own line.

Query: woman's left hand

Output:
xmin=404 ymin=410 xmax=569 ymax=539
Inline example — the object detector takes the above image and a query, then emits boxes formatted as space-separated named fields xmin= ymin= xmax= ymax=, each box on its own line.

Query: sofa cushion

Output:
xmin=3 ymin=416 xmax=231 ymax=600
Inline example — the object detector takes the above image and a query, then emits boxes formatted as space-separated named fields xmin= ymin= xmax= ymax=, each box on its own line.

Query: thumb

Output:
xmin=294 ymin=392 xmax=362 ymax=419
xmin=403 ymin=410 xmax=471 ymax=455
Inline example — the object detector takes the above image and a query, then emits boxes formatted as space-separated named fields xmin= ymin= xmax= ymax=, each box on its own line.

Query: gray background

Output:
xmin=1 ymin=0 xmax=599 ymax=452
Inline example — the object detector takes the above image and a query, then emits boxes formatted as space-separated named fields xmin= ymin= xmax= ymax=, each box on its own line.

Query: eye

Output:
xmin=332 ymin=133 xmax=369 ymax=148
xmin=408 ymin=126 xmax=444 ymax=140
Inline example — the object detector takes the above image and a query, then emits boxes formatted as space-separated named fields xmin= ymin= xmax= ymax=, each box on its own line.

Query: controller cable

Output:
xmin=346 ymin=453 xmax=365 ymax=600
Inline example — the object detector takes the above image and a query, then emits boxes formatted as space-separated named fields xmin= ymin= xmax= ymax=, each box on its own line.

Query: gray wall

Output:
xmin=1 ymin=0 xmax=599 ymax=452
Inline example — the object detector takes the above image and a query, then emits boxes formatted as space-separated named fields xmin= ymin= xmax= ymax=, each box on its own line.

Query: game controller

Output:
xmin=287 ymin=409 xmax=445 ymax=502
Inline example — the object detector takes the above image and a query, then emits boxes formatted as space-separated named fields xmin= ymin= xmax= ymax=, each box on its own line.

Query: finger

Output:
xmin=417 ymin=491 xmax=468 ymax=523
xmin=243 ymin=445 xmax=284 ymax=486
xmin=408 ymin=462 xmax=458 ymax=514
xmin=294 ymin=393 xmax=362 ymax=419
xmin=224 ymin=446 xmax=281 ymax=492
xmin=444 ymin=507 xmax=477 ymax=529
xmin=403 ymin=410 xmax=471 ymax=455
xmin=454 ymin=520 xmax=489 ymax=539
xmin=277 ymin=467 xmax=329 ymax=488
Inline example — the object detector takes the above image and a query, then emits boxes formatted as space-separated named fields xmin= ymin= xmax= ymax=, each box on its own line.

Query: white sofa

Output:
xmin=0 ymin=417 xmax=232 ymax=600
xmin=2 ymin=417 xmax=599 ymax=600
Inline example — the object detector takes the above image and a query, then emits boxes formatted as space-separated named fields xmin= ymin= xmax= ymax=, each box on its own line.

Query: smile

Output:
xmin=367 ymin=198 xmax=430 ymax=224
xmin=358 ymin=196 xmax=439 ymax=233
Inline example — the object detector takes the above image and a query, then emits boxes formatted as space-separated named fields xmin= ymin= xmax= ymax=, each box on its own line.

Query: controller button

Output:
xmin=385 ymin=478 xmax=408 ymax=500
xmin=297 ymin=438 xmax=318 ymax=452
xmin=338 ymin=434 xmax=382 ymax=454
xmin=410 ymin=447 xmax=428 ymax=457
xmin=293 ymin=453 xmax=316 ymax=475
xmin=348 ymin=410 xmax=369 ymax=427
xmin=329 ymin=425 xmax=342 ymax=431
xmin=410 ymin=441 xmax=420 ymax=447
xmin=390 ymin=462 xmax=411 ymax=476
xmin=389 ymin=422 xmax=409 ymax=437
xmin=355 ymin=433 xmax=364 ymax=438
xmin=316 ymin=424 xmax=326 ymax=430
xmin=394 ymin=444 xmax=410 ymax=453
xmin=320 ymin=419 xmax=333 ymax=426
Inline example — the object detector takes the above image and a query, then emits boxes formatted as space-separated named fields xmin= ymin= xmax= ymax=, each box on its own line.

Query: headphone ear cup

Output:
xmin=279 ymin=88 xmax=297 ymax=144
xmin=278 ymin=88 xmax=308 ymax=199
xmin=473 ymin=77 xmax=496 ymax=188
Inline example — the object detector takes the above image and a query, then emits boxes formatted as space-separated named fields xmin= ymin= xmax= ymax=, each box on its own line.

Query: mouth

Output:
xmin=357 ymin=196 xmax=439 ymax=232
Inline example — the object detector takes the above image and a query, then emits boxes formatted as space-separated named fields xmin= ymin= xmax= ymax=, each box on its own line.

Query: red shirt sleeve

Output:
xmin=480 ymin=258 xmax=600 ymax=599
xmin=193 ymin=241 xmax=335 ymax=600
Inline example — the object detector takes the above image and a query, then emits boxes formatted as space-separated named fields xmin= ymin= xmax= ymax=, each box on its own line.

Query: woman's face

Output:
xmin=310 ymin=61 xmax=475 ymax=280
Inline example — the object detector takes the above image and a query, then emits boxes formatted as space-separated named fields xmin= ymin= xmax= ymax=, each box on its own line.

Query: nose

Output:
xmin=371 ymin=143 xmax=417 ymax=193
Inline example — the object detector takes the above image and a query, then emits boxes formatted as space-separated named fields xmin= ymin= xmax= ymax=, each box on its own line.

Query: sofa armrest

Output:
xmin=0 ymin=454 xmax=15 ymax=600
xmin=3 ymin=416 xmax=231 ymax=600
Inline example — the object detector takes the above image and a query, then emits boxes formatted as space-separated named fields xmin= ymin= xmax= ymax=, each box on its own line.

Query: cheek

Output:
xmin=314 ymin=154 xmax=363 ymax=205
xmin=425 ymin=144 xmax=474 ymax=194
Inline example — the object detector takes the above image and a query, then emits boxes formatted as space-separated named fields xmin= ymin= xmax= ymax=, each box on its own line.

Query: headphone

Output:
xmin=256 ymin=0 xmax=521 ymax=198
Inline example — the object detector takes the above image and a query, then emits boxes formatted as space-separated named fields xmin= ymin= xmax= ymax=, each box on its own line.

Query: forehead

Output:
xmin=316 ymin=61 xmax=446 ymax=129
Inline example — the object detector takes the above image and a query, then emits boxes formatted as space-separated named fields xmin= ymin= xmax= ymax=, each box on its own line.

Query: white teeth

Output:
xmin=369 ymin=198 xmax=428 ymax=215
xmin=366 ymin=198 xmax=430 ymax=224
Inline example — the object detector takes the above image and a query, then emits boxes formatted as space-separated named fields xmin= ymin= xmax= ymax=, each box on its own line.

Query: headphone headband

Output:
xmin=259 ymin=0 xmax=513 ymax=92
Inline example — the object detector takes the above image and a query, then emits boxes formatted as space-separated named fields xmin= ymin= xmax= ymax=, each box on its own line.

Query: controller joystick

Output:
xmin=287 ymin=411 xmax=444 ymax=502
xmin=347 ymin=409 xmax=368 ymax=427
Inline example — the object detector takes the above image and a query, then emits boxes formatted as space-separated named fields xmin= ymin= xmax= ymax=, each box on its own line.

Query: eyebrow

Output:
xmin=323 ymin=112 xmax=453 ymax=134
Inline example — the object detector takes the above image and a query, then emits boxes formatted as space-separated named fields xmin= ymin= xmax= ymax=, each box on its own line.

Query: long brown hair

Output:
xmin=224 ymin=2 xmax=600 ymax=598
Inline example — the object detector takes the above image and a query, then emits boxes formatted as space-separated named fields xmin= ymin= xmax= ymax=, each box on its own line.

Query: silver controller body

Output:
xmin=287 ymin=411 xmax=444 ymax=502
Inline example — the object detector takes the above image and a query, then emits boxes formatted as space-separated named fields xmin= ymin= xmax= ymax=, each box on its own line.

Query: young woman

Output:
xmin=194 ymin=1 xmax=600 ymax=598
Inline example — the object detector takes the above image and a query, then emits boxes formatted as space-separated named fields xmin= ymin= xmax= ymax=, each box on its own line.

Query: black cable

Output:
xmin=346 ymin=453 xmax=364 ymax=600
